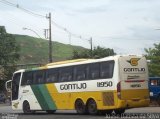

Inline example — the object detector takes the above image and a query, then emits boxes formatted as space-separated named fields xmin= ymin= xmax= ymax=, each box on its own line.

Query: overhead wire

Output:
xmin=0 ymin=0 xmax=45 ymax=18
xmin=51 ymin=20 xmax=91 ymax=40
xmin=0 ymin=0 xmax=92 ymax=46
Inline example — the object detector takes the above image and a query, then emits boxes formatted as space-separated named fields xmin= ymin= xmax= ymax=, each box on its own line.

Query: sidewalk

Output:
xmin=0 ymin=103 xmax=11 ymax=107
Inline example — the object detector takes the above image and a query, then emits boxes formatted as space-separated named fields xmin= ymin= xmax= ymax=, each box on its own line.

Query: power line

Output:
xmin=51 ymin=20 xmax=92 ymax=45
xmin=0 ymin=0 xmax=16 ymax=7
xmin=0 ymin=0 xmax=92 ymax=47
xmin=0 ymin=11 xmax=43 ymax=30
xmin=0 ymin=0 xmax=90 ymax=40
xmin=0 ymin=0 xmax=45 ymax=18
xmin=18 ymin=6 xmax=45 ymax=18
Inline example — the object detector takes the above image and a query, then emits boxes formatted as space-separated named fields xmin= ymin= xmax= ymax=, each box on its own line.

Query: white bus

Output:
xmin=6 ymin=55 xmax=150 ymax=115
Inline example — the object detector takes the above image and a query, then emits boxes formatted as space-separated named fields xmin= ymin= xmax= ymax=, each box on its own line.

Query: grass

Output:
xmin=14 ymin=34 xmax=86 ymax=64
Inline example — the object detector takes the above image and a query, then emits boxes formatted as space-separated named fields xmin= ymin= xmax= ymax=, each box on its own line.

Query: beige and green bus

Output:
xmin=6 ymin=55 xmax=150 ymax=115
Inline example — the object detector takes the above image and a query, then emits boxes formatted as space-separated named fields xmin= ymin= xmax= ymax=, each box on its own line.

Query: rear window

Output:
xmin=150 ymin=79 xmax=160 ymax=86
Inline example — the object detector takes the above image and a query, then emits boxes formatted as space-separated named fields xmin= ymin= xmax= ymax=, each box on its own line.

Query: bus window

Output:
xmin=150 ymin=80 xmax=158 ymax=86
xmin=46 ymin=68 xmax=59 ymax=83
xmin=59 ymin=67 xmax=73 ymax=82
xmin=100 ymin=61 xmax=114 ymax=79
xmin=75 ymin=65 xmax=87 ymax=81
xmin=21 ymin=71 xmax=33 ymax=85
xmin=33 ymin=70 xmax=45 ymax=84
xmin=12 ymin=73 xmax=21 ymax=100
xmin=89 ymin=63 xmax=100 ymax=79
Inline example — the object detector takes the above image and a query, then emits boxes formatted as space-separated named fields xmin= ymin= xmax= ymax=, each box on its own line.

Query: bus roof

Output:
xmin=16 ymin=55 xmax=145 ymax=72
xmin=46 ymin=59 xmax=90 ymax=66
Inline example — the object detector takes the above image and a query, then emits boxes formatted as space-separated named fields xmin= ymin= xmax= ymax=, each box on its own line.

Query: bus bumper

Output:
xmin=117 ymin=99 xmax=150 ymax=109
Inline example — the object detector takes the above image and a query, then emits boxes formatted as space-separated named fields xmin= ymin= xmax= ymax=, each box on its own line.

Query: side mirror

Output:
xmin=5 ymin=80 xmax=12 ymax=92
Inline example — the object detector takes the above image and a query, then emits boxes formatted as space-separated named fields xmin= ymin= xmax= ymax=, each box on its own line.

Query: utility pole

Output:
xmin=90 ymin=37 xmax=93 ymax=58
xmin=46 ymin=12 xmax=52 ymax=63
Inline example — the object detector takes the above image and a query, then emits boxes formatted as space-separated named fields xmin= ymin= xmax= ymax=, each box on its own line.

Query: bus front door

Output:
xmin=12 ymin=73 xmax=21 ymax=110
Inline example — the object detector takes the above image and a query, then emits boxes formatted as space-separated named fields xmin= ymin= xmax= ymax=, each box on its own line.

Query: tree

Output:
xmin=0 ymin=26 xmax=20 ymax=81
xmin=92 ymin=46 xmax=116 ymax=58
xmin=71 ymin=46 xmax=116 ymax=59
xmin=145 ymin=43 xmax=160 ymax=76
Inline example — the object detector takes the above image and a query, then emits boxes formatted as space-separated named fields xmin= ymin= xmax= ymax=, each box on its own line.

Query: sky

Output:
xmin=0 ymin=0 xmax=160 ymax=55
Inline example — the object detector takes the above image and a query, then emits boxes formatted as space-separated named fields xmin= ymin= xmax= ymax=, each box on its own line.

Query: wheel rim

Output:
xmin=26 ymin=104 xmax=30 ymax=112
xmin=75 ymin=100 xmax=85 ymax=113
xmin=88 ymin=100 xmax=97 ymax=114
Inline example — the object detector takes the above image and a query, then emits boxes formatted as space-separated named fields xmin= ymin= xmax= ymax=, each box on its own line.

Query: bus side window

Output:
xmin=33 ymin=70 xmax=45 ymax=84
xmin=46 ymin=68 xmax=59 ymax=83
xmin=75 ymin=65 xmax=87 ymax=81
xmin=21 ymin=72 xmax=33 ymax=86
xmin=100 ymin=61 xmax=114 ymax=79
xmin=59 ymin=67 xmax=73 ymax=82
xmin=89 ymin=63 xmax=100 ymax=80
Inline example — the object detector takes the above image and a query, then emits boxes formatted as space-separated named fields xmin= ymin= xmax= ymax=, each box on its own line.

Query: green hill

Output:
xmin=14 ymin=34 xmax=86 ymax=64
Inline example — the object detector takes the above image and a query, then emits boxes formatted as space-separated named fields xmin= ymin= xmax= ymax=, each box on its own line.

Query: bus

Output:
xmin=149 ymin=77 xmax=160 ymax=106
xmin=6 ymin=55 xmax=150 ymax=115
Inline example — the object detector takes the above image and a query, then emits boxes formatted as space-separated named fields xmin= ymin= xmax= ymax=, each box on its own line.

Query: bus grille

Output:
xmin=102 ymin=92 xmax=114 ymax=106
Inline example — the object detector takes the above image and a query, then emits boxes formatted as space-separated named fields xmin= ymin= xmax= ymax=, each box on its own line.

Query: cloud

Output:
xmin=0 ymin=0 xmax=160 ymax=55
xmin=73 ymin=4 xmax=108 ymax=14
xmin=128 ymin=26 xmax=160 ymax=41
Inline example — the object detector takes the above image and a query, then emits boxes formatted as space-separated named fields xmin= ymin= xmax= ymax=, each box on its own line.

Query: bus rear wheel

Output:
xmin=75 ymin=99 xmax=86 ymax=114
xmin=87 ymin=99 xmax=98 ymax=115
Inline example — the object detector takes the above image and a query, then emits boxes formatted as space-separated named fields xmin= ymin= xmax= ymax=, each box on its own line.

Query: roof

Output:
xmin=46 ymin=59 xmax=90 ymax=66
xmin=15 ymin=55 xmax=145 ymax=72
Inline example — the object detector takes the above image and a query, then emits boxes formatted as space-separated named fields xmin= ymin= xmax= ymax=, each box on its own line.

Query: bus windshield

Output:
xmin=12 ymin=73 xmax=21 ymax=100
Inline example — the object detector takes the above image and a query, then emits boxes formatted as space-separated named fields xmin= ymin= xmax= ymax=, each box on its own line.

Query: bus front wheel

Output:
xmin=75 ymin=99 xmax=86 ymax=114
xmin=23 ymin=101 xmax=34 ymax=114
xmin=87 ymin=99 xmax=98 ymax=115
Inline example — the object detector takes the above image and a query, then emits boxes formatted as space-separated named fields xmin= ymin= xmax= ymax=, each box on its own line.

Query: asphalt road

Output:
xmin=0 ymin=104 xmax=160 ymax=119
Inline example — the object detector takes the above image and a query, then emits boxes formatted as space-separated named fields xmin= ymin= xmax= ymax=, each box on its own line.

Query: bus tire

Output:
xmin=23 ymin=101 xmax=34 ymax=114
xmin=87 ymin=99 xmax=98 ymax=115
xmin=75 ymin=99 xmax=86 ymax=114
xmin=46 ymin=110 xmax=56 ymax=114
xmin=114 ymin=108 xmax=125 ymax=115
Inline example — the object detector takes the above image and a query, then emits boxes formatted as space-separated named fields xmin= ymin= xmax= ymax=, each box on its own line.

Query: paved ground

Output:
xmin=0 ymin=104 xmax=160 ymax=119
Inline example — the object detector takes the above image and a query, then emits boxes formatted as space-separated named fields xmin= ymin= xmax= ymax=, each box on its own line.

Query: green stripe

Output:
xmin=39 ymin=85 xmax=56 ymax=110
xmin=31 ymin=84 xmax=56 ymax=110
xmin=31 ymin=85 xmax=49 ymax=110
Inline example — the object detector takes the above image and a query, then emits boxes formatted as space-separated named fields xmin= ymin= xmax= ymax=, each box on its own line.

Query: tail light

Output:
xmin=117 ymin=82 xmax=121 ymax=99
